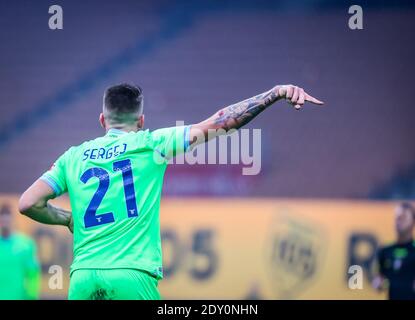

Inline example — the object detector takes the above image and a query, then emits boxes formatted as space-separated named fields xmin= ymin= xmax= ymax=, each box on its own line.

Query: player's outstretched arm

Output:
xmin=18 ymin=180 xmax=73 ymax=233
xmin=189 ymin=84 xmax=323 ymax=146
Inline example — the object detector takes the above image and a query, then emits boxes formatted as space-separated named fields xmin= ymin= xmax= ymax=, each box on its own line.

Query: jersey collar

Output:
xmin=106 ymin=128 xmax=128 ymax=136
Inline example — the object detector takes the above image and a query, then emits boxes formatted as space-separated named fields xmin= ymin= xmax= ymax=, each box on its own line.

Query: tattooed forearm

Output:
xmin=189 ymin=84 xmax=323 ymax=147
xmin=46 ymin=202 xmax=72 ymax=226
xmin=213 ymin=88 xmax=279 ymax=130
xmin=23 ymin=201 xmax=72 ymax=227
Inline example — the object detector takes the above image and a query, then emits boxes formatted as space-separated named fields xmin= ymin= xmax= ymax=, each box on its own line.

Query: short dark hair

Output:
xmin=103 ymin=83 xmax=143 ymax=115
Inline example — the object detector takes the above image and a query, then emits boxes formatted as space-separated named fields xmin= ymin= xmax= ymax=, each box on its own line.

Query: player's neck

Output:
xmin=106 ymin=126 xmax=139 ymax=133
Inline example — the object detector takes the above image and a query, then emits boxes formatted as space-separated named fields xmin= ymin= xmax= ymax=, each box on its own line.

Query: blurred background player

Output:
xmin=0 ymin=205 xmax=41 ymax=300
xmin=372 ymin=202 xmax=415 ymax=300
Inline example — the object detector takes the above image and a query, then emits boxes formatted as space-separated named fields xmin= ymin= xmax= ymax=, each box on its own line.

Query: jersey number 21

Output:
xmin=80 ymin=159 xmax=138 ymax=228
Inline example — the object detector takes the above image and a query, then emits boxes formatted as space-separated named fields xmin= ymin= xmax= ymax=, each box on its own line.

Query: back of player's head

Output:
xmin=103 ymin=83 xmax=144 ymax=120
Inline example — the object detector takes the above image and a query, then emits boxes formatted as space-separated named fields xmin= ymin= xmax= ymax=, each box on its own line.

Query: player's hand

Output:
xmin=68 ymin=214 xmax=74 ymax=234
xmin=275 ymin=85 xmax=324 ymax=110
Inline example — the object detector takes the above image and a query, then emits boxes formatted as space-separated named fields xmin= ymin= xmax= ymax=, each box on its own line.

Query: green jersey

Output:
xmin=41 ymin=126 xmax=190 ymax=279
xmin=0 ymin=233 xmax=40 ymax=300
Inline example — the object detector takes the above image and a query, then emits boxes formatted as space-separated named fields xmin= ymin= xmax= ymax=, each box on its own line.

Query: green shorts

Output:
xmin=68 ymin=269 xmax=161 ymax=300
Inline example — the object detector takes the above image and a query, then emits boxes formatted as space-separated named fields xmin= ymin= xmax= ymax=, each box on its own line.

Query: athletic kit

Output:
xmin=41 ymin=126 xmax=190 ymax=299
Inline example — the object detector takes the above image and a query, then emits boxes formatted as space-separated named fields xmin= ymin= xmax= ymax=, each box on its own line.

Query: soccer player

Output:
xmin=18 ymin=83 xmax=323 ymax=300
xmin=0 ymin=205 xmax=41 ymax=300
xmin=372 ymin=202 xmax=415 ymax=300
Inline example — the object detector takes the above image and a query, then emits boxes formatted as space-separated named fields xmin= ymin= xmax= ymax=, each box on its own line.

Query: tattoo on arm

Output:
xmin=25 ymin=202 xmax=72 ymax=227
xmin=46 ymin=202 xmax=72 ymax=225
xmin=213 ymin=88 xmax=279 ymax=130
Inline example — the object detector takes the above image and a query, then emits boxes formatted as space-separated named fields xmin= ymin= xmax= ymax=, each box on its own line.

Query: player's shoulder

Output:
xmin=61 ymin=129 xmax=160 ymax=158
xmin=149 ymin=125 xmax=186 ymax=142
xmin=75 ymin=130 xmax=156 ymax=154
xmin=57 ymin=137 xmax=97 ymax=158
xmin=56 ymin=141 xmax=91 ymax=162
xmin=134 ymin=127 xmax=175 ymax=145
xmin=118 ymin=129 xmax=155 ymax=148
xmin=63 ymin=133 xmax=120 ymax=155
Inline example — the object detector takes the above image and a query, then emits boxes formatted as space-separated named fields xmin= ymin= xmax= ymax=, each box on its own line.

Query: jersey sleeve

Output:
xmin=40 ymin=151 xmax=68 ymax=196
xmin=151 ymin=125 xmax=191 ymax=160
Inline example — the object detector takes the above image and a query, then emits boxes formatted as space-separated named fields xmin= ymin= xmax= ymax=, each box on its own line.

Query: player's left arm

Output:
xmin=18 ymin=179 xmax=73 ymax=232
xmin=189 ymin=84 xmax=323 ymax=147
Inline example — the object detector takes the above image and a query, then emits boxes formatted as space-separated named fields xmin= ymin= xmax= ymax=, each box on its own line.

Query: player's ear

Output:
xmin=99 ymin=113 xmax=106 ymax=129
xmin=138 ymin=114 xmax=144 ymax=130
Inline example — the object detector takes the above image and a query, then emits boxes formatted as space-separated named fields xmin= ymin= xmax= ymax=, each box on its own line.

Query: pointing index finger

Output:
xmin=305 ymin=93 xmax=324 ymax=105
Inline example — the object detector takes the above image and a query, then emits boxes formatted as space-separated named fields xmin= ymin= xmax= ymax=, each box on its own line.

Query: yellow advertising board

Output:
xmin=0 ymin=195 xmax=400 ymax=299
